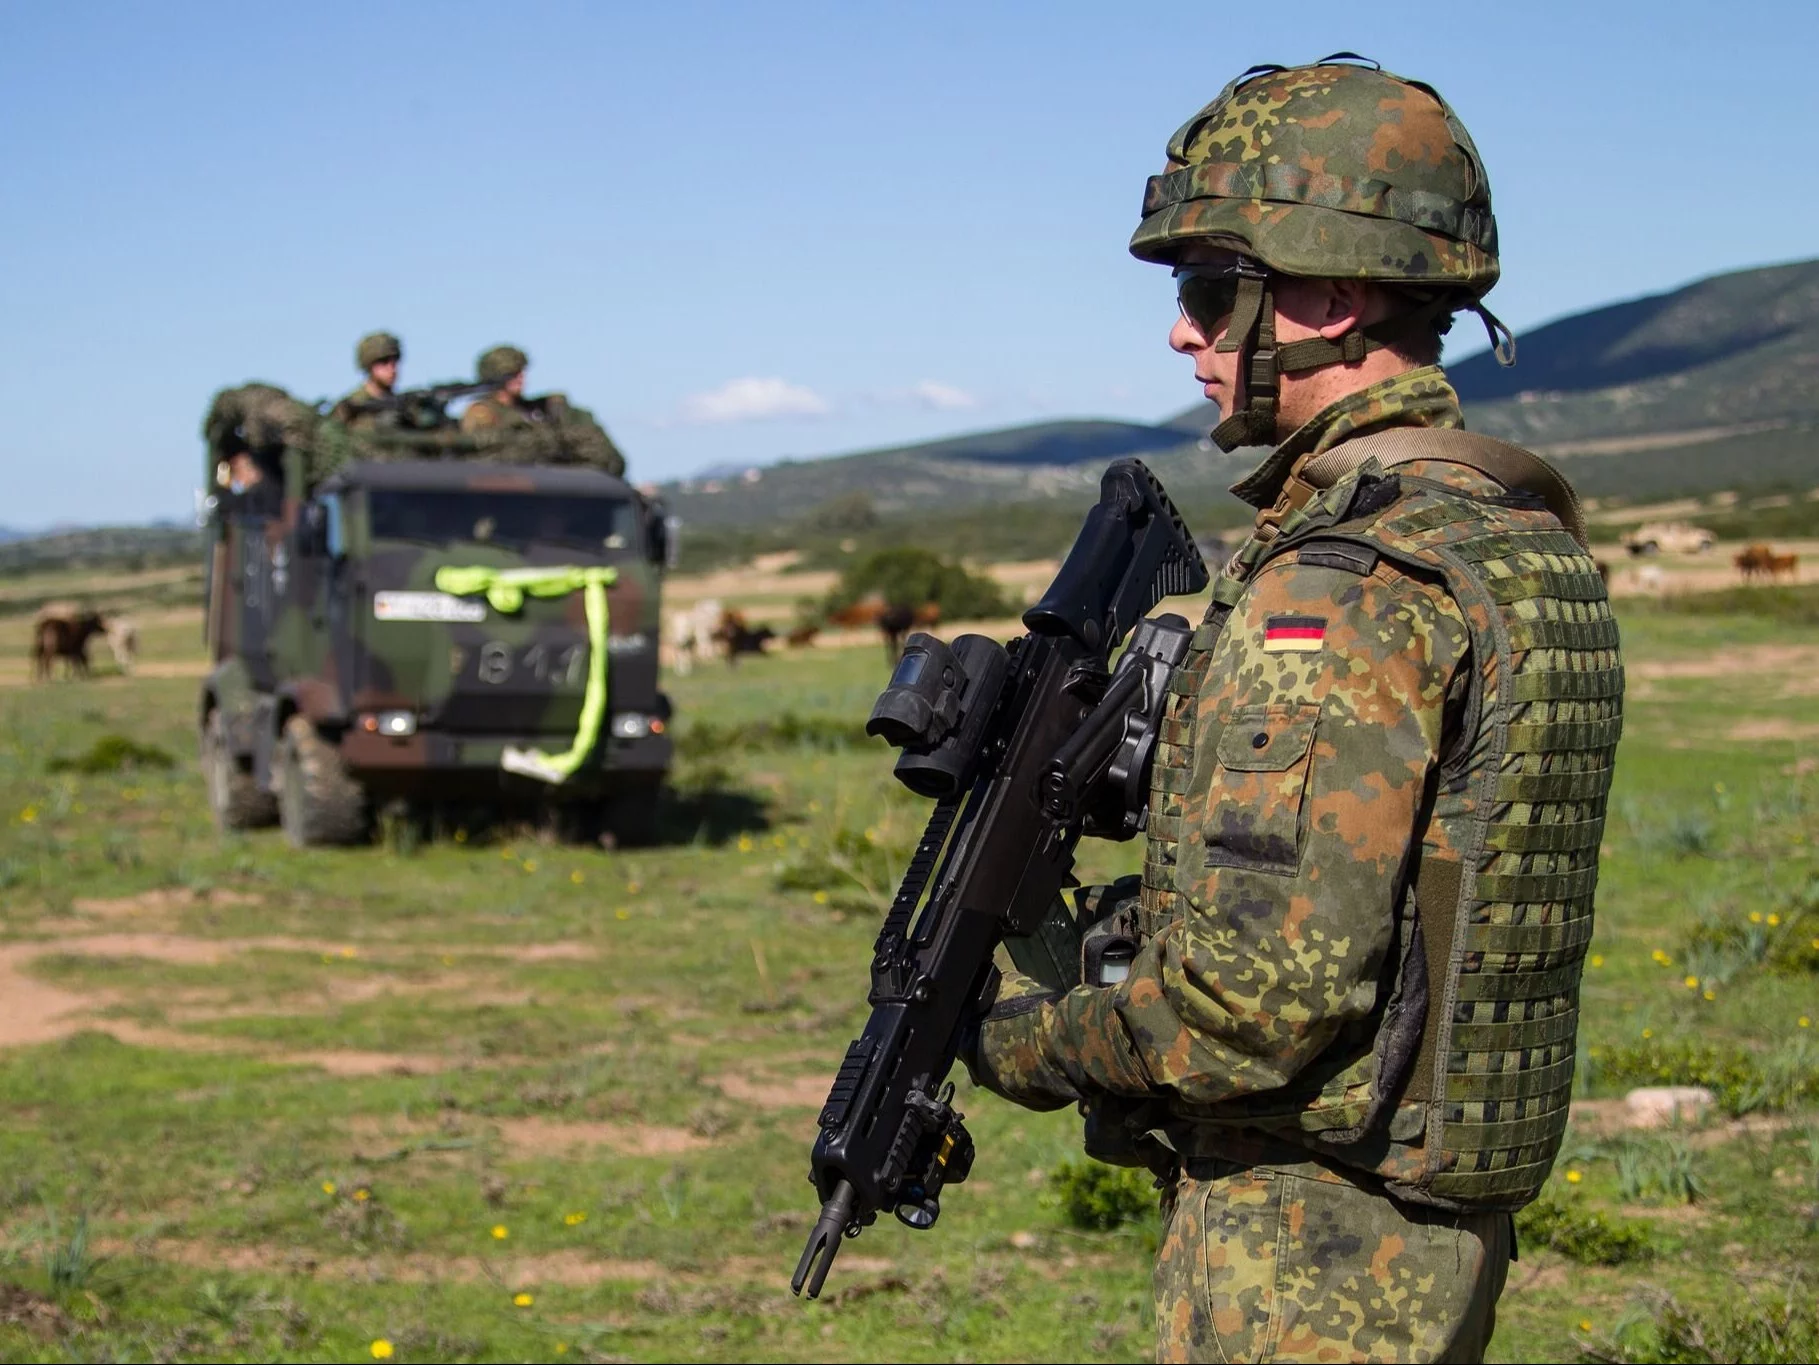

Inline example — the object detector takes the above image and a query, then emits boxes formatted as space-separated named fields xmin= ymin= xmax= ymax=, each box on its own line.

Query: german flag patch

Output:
xmin=1263 ymin=615 xmax=1327 ymax=652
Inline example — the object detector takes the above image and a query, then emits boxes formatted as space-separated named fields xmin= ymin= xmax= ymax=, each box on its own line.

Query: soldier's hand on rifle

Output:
xmin=961 ymin=969 xmax=1080 ymax=1109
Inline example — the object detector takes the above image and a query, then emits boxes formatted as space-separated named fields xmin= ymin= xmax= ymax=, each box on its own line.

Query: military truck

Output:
xmin=198 ymin=382 xmax=673 ymax=847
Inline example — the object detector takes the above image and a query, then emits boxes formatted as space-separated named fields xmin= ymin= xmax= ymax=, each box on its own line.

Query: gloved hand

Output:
xmin=959 ymin=968 xmax=1080 ymax=1111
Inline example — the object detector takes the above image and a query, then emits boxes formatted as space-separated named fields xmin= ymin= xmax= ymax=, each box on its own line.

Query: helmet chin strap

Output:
xmin=1206 ymin=272 xmax=1514 ymax=453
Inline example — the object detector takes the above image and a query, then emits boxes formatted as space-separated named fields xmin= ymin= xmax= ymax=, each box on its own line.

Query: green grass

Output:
xmin=0 ymin=583 xmax=1813 ymax=1361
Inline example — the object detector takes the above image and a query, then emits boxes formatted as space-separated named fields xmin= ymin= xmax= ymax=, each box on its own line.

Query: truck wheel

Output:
xmin=277 ymin=715 xmax=369 ymax=848
xmin=202 ymin=708 xmax=277 ymax=831
xmin=603 ymin=776 xmax=664 ymax=848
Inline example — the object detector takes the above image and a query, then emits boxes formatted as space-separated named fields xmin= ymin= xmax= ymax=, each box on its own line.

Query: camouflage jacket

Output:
xmin=459 ymin=393 xmax=535 ymax=433
xmin=329 ymin=382 xmax=395 ymax=431
xmin=978 ymin=366 xmax=1496 ymax=1130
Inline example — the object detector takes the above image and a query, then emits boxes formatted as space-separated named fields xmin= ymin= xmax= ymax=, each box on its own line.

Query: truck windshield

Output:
xmin=368 ymin=490 xmax=639 ymax=555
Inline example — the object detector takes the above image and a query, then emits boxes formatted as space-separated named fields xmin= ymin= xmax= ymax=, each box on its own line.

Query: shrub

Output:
xmin=46 ymin=734 xmax=176 ymax=775
xmin=1516 ymin=1192 xmax=1654 ymax=1265
xmin=1586 ymin=1283 xmax=1819 ymax=1363
xmin=1049 ymin=1159 xmax=1156 ymax=1233
xmin=1595 ymin=1037 xmax=1819 ymax=1115
xmin=825 ymin=546 xmax=1013 ymax=621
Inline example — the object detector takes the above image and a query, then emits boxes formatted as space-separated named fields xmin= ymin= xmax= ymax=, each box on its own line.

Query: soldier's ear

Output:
xmin=1315 ymin=278 xmax=1372 ymax=339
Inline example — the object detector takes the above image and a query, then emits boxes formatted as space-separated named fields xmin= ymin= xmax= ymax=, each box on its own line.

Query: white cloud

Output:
xmin=677 ymin=376 xmax=830 ymax=424
xmin=906 ymin=380 xmax=979 ymax=411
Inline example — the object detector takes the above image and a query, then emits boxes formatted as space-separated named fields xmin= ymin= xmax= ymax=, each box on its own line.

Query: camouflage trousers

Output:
xmin=1154 ymin=1156 xmax=1510 ymax=1363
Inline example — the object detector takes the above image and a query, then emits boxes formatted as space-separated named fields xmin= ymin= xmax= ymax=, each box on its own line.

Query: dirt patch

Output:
xmin=1627 ymin=644 xmax=1819 ymax=681
xmin=130 ymin=1238 xmax=672 ymax=1285
xmin=712 ymin=1071 xmax=830 ymax=1109
xmin=492 ymin=1117 xmax=713 ymax=1157
xmin=487 ymin=942 xmax=596 ymax=963
xmin=70 ymin=887 xmax=262 ymax=919
xmin=1728 ymin=718 xmax=1819 ymax=743
xmin=0 ymin=944 xmax=99 ymax=1048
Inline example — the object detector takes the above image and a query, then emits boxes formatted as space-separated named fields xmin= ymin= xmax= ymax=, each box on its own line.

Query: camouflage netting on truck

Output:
xmin=202 ymin=383 xmax=626 ymax=492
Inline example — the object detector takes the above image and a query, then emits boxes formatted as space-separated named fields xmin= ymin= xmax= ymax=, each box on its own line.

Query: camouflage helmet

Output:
xmin=355 ymin=331 xmax=403 ymax=371
xmin=1130 ymin=56 xmax=1499 ymax=296
xmin=477 ymin=345 xmax=529 ymax=383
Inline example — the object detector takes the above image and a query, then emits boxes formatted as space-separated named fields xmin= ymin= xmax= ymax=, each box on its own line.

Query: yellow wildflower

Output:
xmin=1702 ymin=989 xmax=1716 ymax=1001
xmin=492 ymin=1224 xmax=509 ymax=1240
xmin=1579 ymin=1319 xmax=1594 ymax=1333
xmin=341 ymin=946 xmax=357 ymax=959
xmin=1749 ymin=911 xmax=1764 ymax=924
xmin=564 ymin=1211 xmax=587 ymax=1226
xmin=19 ymin=806 xmax=37 ymax=824
xmin=321 ymin=1181 xmax=337 ymax=1195
xmin=1767 ymin=913 xmax=1781 ymax=926
xmin=813 ymin=891 xmax=829 ymax=905
xmin=502 ymin=847 xmax=516 ymax=859
xmin=371 ymin=1341 xmax=394 ymax=1361
xmin=1683 ymin=975 xmax=1699 ymax=989
xmin=615 ymin=908 xmax=630 ymax=921
xmin=1641 ymin=1027 xmax=1654 ymax=1039
xmin=570 ymin=869 xmax=584 ymax=885
xmin=1800 ymin=1016 xmax=1812 ymax=1029
xmin=1565 ymin=1169 xmax=1583 ymax=1185
xmin=353 ymin=1188 xmax=371 ymax=1203
xmin=522 ymin=859 xmax=537 ymax=873
xmin=1589 ymin=954 xmax=1604 ymax=968
xmin=454 ymin=827 xmax=469 ymax=843
xmin=513 ymin=1292 xmax=534 ymax=1307
xmin=1651 ymin=949 xmax=1670 ymax=964
xmin=737 ymin=835 xmax=754 ymax=852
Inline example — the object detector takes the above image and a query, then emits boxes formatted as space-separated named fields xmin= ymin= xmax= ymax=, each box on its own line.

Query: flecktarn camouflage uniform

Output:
xmin=970 ymin=57 xmax=1621 ymax=1364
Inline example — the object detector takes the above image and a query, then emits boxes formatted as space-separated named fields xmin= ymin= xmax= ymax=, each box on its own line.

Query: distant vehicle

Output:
xmin=1621 ymin=521 xmax=1715 ymax=556
xmin=198 ymin=383 xmax=674 ymax=848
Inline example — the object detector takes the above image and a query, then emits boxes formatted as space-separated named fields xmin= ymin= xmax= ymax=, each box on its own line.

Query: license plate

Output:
xmin=373 ymin=591 xmax=487 ymax=623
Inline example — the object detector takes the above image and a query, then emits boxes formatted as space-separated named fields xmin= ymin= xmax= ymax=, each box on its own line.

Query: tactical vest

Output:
xmin=1138 ymin=448 xmax=1623 ymax=1212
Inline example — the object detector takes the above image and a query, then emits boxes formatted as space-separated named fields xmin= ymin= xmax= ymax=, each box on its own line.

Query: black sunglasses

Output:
xmin=1173 ymin=260 xmax=1261 ymax=336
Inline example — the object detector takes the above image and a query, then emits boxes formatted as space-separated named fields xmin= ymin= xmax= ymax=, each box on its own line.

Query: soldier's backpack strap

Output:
xmin=1292 ymin=427 xmax=1589 ymax=550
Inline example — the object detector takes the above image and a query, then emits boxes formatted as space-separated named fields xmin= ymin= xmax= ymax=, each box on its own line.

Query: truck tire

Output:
xmin=603 ymin=775 xmax=664 ymax=848
xmin=277 ymin=715 xmax=369 ymax=848
xmin=202 ymin=708 xmax=277 ymax=831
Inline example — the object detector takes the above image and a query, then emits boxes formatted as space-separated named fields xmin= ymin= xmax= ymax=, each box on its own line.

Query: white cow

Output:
xmin=105 ymin=617 xmax=138 ymax=673
xmin=666 ymin=598 xmax=723 ymax=676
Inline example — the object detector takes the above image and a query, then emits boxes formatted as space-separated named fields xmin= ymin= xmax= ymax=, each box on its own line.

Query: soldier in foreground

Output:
xmin=329 ymin=331 xmax=404 ymax=429
xmin=962 ymin=58 xmax=1622 ymax=1361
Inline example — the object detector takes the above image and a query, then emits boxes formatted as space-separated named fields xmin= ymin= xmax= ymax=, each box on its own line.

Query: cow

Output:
xmin=878 ymin=602 xmax=941 ymax=662
xmin=105 ymin=616 xmax=138 ymax=673
xmin=785 ymin=624 xmax=821 ymax=648
xmin=666 ymin=597 xmax=723 ymax=676
xmin=30 ymin=604 xmax=109 ymax=681
xmin=712 ymin=609 xmax=775 ymax=664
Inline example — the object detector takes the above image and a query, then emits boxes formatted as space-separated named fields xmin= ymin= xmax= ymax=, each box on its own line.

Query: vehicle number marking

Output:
xmin=374 ymin=591 xmax=487 ymax=623
xmin=477 ymin=643 xmax=513 ymax=684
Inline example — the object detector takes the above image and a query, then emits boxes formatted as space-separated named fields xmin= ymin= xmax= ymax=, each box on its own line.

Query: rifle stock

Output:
xmin=791 ymin=458 xmax=1207 ymax=1299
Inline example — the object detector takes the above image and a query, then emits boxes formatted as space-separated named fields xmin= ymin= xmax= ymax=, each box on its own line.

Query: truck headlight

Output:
xmin=360 ymin=710 xmax=418 ymax=737
xmin=610 ymin=713 xmax=656 ymax=739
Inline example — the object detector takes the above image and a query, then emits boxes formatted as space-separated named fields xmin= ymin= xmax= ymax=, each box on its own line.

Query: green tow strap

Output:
xmin=433 ymin=564 xmax=618 ymax=784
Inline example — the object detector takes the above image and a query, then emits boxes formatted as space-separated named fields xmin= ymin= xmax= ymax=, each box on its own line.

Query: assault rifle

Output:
xmin=791 ymin=458 xmax=1208 ymax=1299
xmin=327 ymin=378 xmax=503 ymax=430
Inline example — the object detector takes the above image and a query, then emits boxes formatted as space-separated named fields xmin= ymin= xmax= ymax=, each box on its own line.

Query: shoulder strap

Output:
xmin=1301 ymin=427 xmax=1589 ymax=549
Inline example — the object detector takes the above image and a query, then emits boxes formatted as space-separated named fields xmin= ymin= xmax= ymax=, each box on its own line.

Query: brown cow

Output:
xmin=711 ymin=609 xmax=776 ymax=665
xmin=879 ymin=602 xmax=941 ymax=662
xmin=1736 ymin=544 xmax=1800 ymax=584
xmin=31 ymin=606 xmax=109 ymax=681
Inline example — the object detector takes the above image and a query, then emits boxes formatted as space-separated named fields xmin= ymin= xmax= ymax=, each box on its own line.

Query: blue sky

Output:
xmin=3 ymin=1 xmax=1814 ymax=527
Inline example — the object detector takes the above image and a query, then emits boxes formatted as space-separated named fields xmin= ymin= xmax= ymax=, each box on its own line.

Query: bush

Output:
xmin=825 ymin=546 xmax=1014 ymax=621
xmin=1516 ymin=1192 xmax=1654 ymax=1265
xmin=1594 ymin=1037 xmax=1819 ymax=1115
xmin=46 ymin=735 xmax=176 ymax=775
xmin=1049 ymin=1159 xmax=1156 ymax=1232
xmin=1586 ymin=1283 xmax=1819 ymax=1363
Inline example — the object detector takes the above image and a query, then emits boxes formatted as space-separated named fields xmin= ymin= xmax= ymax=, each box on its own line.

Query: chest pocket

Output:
xmin=1199 ymin=702 xmax=1321 ymax=877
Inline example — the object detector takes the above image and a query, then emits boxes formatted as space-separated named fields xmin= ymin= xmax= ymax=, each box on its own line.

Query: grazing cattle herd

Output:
xmin=1734 ymin=542 xmax=1800 ymax=584
xmin=18 ymin=538 xmax=1809 ymax=686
